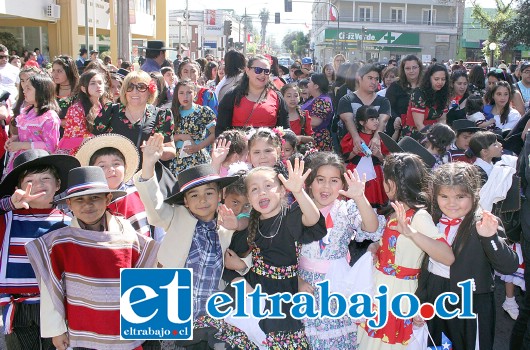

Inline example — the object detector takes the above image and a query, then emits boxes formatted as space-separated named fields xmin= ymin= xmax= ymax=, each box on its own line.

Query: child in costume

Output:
xmin=341 ymin=106 xmax=389 ymax=208
xmin=134 ymin=133 xmax=242 ymax=349
xmin=0 ymin=149 xmax=79 ymax=349
xmin=357 ymin=153 xmax=455 ymax=349
xmin=25 ymin=166 xmax=160 ymax=350
xmin=75 ymin=133 xmax=152 ymax=237
xmin=416 ymin=162 xmax=518 ymax=349
xmin=298 ymin=152 xmax=385 ymax=349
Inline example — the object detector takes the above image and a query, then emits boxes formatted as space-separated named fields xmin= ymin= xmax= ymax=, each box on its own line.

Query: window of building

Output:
xmin=390 ymin=8 xmax=404 ymax=23
xmin=138 ymin=0 xmax=152 ymax=15
xmin=422 ymin=9 xmax=436 ymax=25
xmin=359 ymin=6 xmax=372 ymax=22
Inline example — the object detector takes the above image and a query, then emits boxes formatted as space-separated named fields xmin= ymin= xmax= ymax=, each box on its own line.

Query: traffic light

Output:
xmin=223 ymin=20 xmax=232 ymax=36
xmin=275 ymin=13 xmax=280 ymax=24
xmin=285 ymin=0 xmax=292 ymax=12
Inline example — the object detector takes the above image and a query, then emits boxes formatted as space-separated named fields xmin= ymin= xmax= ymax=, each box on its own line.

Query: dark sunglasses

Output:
xmin=250 ymin=67 xmax=271 ymax=75
xmin=126 ymin=82 xmax=148 ymax=92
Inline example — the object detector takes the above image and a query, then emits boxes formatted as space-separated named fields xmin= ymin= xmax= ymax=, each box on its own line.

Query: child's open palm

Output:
xmin=338 ymin=169 xmax=366 ymax=199
xmin=278 ymin=158 xmax=311 ymax=194
xmin=211 ymin=138 xmax=231 ymax=165
xmin=390 ymin=201 xmax=414 ymax=237
xmin=476 ymin=211 xmax=498 ymax=237
xmin=218 ymin=204 xmax=238 ymax=230
xmin=141 ymin=133 xmax=164 ymax=165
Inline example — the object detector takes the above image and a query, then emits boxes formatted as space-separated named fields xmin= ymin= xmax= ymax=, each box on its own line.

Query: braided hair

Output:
xmin=244 ymin=166 xmax=284 ymax=247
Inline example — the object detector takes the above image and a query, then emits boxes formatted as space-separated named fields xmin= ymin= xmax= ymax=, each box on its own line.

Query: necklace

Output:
xmin=257 ymin=207 xmax=284 ymax=239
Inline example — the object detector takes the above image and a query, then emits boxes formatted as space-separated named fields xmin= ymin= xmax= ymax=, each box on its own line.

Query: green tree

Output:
xmin=504 ymin=0 xmax=530 ymax=47
xmin=281 ymin=31 xmax=309 ymax=58
xmin=0 ymin=32 xmax=23 ymax=53
xmin=470 ymin=0 xmax=516 ymax=61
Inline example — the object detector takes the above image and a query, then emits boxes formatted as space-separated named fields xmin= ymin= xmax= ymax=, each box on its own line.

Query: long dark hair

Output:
xmin=150 ymin=71 xmax=169 ymax=107
xmin=204 ymin=61 xmax=218 ymax=81
xmin=76 ymin=70 xmax=108 ymax=132
xmin=484 ymin=80 xmax=512 ymax=125
xmin=449 ymin=70 xmax=469 ymax=98
xmin=27 ymin=74 xmax=59 ymax=116
xmin=224 ymin=50 xmax=246 ymax=78
xmin=383 ymin=153 xmax=430 ymax=211
xmin=52 ymin=55 xmax=80 ymax=95
xmin=170 ymin=79 xmax=196 ymax=127
xmin=305 ymin=152 xmax=346 ymax=191
xmin=397 ymin=55 xmax=423 ymax=91
xmin=234 ymin=55 xmax=274 ymax=106
xmin=469 ymin=65 xmax=485 ymax=90
xmin=419 ymin=63 xmax=449 ymax=113
xmin=429 ymin=162 xmax=481 ymax=256
xmin=12 ymin=67 xmax=42 ymax=117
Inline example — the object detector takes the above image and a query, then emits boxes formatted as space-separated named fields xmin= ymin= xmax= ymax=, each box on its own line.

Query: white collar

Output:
xmin=474 ymin=158 xmax=493 ymax=176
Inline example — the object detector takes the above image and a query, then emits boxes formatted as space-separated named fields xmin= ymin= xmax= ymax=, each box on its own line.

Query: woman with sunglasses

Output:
xmin=92 ymin=71 xmax=175 ymax=162
xmin=216 ymin=55 xmax=289 ymax=136
xmin=51 ymin=56 xmax=80 ymax=133
xmin=300 ymin=73 xmax=334 ymax=151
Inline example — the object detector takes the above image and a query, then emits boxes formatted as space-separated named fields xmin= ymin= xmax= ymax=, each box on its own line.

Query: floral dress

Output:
xmin=298 ymin=199 xmax=385 ymax=350
xmin=5 ymin=106 xmax=60 ymax=174
xmin=302 ymin=94 xmax=333 ymax=151
xmin=56 ymin=101 xmax=102 ymax=155
xmin=401 ymin=88 xmax=447 ymax=141
xmin=358 ymin=209 xmax=444 ymax=349
xmin=169 ymin=104 xmax=216 ymax=175
xmin=92 ymin=103 xmax=174 ymax=162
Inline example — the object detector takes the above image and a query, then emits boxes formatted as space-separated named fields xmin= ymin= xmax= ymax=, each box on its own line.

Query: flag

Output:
xmin=329 ymin=6 xmax=337 ymax=21
xmin=428 ymin=332 xmax=452 ymax=350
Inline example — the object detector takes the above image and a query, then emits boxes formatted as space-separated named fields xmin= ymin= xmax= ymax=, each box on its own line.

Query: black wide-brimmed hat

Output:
xmin=452 ymin=119 xmax=481 ymax=133
xmin=140 ymin=40 xmax=176 ymax=51
xmin=115 ymin=68 xmax=130 ymax=79
xmin=379 ymin=132 xmax=437 ymax=168
xmin=0 ymin=149 xmax=80 ymax=198
xmin=57 ymin=166 xmax=126 ymax=202
xmin=165 ymin=164 xmax=238 ymax=205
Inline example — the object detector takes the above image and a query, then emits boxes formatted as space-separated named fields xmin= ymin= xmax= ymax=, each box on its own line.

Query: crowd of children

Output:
xmin=0 ymin=56 xmax=528 ymax=350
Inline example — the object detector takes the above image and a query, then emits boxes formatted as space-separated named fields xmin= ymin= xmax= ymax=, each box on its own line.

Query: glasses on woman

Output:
xmin=404 ymin=66 xmax=420 ymax=72
xmin=126 ymin=82 xmax=148 ymax=92
xmin=250 ymin=67 xmax=271 ymax=75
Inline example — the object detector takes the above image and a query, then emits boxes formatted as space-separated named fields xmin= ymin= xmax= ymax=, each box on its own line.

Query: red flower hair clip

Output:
xmin=148 ymin=80 xmax=157 ymax=94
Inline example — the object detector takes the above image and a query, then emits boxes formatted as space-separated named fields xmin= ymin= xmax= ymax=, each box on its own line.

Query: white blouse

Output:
xmin=493 ymin=108 xmax=521 ymax=131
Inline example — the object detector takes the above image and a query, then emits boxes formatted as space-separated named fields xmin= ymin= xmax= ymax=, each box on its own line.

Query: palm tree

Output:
xmin=259 ymin=8 xmax=269 ymax=47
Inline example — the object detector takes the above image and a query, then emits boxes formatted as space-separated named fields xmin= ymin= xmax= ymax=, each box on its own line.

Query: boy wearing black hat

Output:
xmin=447 ymin=119 xmax=481 ymax=164
xmin=135 ymin=133 xmax=240 ymax=348
xmin=0 ymin=149 xmax=79 ymax=349
xmin=25 ymin=166 xmax=160 ymax=350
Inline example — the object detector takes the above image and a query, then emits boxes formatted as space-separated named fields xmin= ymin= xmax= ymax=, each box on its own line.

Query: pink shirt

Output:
xmin=16 ymin=106 xmax=60 ymax=152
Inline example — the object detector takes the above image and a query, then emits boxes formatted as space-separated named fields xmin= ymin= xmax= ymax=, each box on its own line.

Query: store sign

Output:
xmin=325 ymin=29 xmax=419 ymax=46
xmin=436 ymin=35 xmax=450 ymax=43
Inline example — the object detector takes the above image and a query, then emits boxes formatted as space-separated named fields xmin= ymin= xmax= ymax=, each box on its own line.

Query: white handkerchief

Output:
xmin=356 ymin=156 xmax=377 ymax=181
xmin=179 ymin=140 xmax=192 ymax=158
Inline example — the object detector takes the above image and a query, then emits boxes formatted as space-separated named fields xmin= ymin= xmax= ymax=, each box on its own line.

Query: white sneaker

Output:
xmin=503 ymin=300 xmax=519 ymax=320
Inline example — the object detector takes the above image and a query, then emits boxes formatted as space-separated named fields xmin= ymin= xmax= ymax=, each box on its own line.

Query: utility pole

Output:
xmin=93 ymin=0 xmax=97 ymax=51
xmin=243 ymin=8 xmax=247 ymax=55
xmin=85 ymin=0 xmax=89 ymax=50
xmin=117 ymin=0 xmax=130 ymax=61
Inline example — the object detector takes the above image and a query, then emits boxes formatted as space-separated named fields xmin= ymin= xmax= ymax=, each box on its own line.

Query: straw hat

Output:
xmin=75 ymin=134 xmax=140 ymax=183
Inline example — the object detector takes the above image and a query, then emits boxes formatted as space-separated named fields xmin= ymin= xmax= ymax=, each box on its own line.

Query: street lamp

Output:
xmin=177 ymin=17 xmax=183 ymax=54
xmin=489 ymin=42 xmax=497 ymax=69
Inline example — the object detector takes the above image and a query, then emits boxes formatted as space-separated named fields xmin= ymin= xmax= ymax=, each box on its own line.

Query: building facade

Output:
xmin=0 ymin=0 xmax=167 ymax=63
xmin=311 ymin=0 xmax=464 ymax=65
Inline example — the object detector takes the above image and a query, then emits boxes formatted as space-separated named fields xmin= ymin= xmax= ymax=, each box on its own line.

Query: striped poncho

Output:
xmin=25 ymin=212 xmax=160 ymax=350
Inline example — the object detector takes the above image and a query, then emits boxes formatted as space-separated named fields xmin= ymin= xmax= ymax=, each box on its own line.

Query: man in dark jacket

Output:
xmin=511 ymin=130 xmax=530 ymax=349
